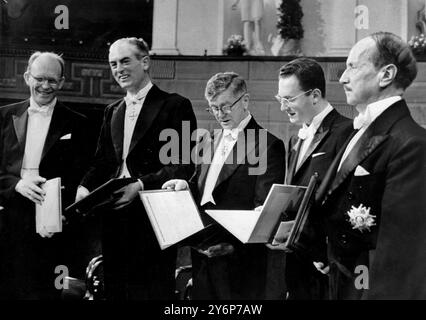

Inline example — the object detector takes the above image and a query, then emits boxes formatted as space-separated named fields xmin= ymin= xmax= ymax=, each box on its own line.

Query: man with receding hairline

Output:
xmin=313 ymin=32 xmax=426 ymax=299
xmin=163 ymin=72 xmax=285 ymax=300
xmin=0 ymin=51 xmax=89 ymax=299
xmin=76 ymin=37 xmax=197 ymax=300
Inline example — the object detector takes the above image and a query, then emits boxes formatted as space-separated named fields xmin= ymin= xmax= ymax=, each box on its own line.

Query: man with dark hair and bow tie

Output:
xmin=163 ymin=72 xmax=285 ymax=299
xmin=268 ymin=58 xmax=353 ymax=300
xmin=75 ymin=37 xmax=197 ymax=300
xmin=0 ymin=51 xmax=89 ymax=299
xmin=314 ymin=32 xmax=426 ymax=299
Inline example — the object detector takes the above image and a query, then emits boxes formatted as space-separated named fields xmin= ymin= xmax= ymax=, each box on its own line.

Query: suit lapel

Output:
xmin=330 ymin=131 xmax=388 ymax=193
xmin=111 ymin=100 xmax=125 ymax=162
xmin=12 ymin=101 xmax=30 ymax=155
xmin=315 ymin=129 xmax=357 ymax=204
xmin=128 ymin=85 xmax=164 ymax=155
xmin=286 ymin=137 xmax=302 ymax=184
xmin=295 ymin=109 xmax=342 ymax=176
xmin=214 ymin=129 xmax=256 ymax=190
xmin=327 ymin=99 xmax=410 ymax=196
xmin=214 ymin=117 xmax=259 ymax=190
xmin=296 ymin=127 xmax=330 ymax=173
xmin=41 ymin=102 xmax=70 ymax=160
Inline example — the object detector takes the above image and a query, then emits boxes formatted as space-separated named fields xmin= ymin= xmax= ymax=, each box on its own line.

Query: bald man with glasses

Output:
xmin=163 ymin=72 xmax=285 ymax=300
xmin=0 ymin=51 xmax=89 ymax=299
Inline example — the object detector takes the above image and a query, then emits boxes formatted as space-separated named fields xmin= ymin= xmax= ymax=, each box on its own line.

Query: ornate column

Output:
xmin=150 ymin=0 xmax=179 ymax=55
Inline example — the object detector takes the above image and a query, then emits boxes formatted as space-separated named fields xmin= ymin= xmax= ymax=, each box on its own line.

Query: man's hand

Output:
xmin=75 ymin=185 xmax=90 ymax=202
xmin=113 ymin=181 xmax=143 ymax=210
xmin=313 ymin=261 xmax=330 ymax=275
xmin=265 ymin=220 xmax=295 ymax=251
xmin=162 ymin=179 xmax=189 ymax=191
xmin=38 ymin=227 xmax=54 ymax=239
xmin=266 ymin=242 xmax=291 ymax=251
xmin=198 ymin=243 xmax=235 ymax=258
xmin=15 ymin=176 xmax=46 ymax=205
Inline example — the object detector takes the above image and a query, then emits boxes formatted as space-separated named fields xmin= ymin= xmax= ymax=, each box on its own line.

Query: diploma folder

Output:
xmin=205 ymin=184 xmax=307 ymax=244
xmin=36 ymin=177 xmax=62 ymax=234
xmin=272 ymin=174 xmax=319 ymax=252
xmin=65 ymin=178 xmax=135 ymax=215
xmin=139 ymin=189 xmax=206 ymax=250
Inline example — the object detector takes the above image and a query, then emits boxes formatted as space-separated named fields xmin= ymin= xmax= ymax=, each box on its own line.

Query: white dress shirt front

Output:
xmin=296 ymin=104 xmax=333 ymax=170
xmin=119 ymin=82 xmax=153 ymax=178
xmin=21 ymin=97 xmax=56 ymax=179
xmin=201 ymin=113 xmax=252 ymax=206
xmin=337 ymin=96 xmax=401 ymax=171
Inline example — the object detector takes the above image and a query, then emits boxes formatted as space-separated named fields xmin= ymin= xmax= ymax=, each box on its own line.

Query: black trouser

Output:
xmin=101 ymin=201 xmax=177 ymax=300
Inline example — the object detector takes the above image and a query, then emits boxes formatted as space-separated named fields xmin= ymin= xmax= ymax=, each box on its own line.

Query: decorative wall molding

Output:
xmin=1 ymin=55 xmax=425 ymax=141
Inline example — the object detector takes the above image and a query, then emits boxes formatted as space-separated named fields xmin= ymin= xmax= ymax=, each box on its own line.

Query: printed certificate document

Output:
xmin=206 ymin=184 xmax=306 ymax=244
xmin=139 ymin=189 xmax=205 ymax=250
xmin=36 ymin=177 xmax=62 ymax=234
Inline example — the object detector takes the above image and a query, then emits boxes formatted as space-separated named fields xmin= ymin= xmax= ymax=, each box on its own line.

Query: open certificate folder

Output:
xmin=205 ymin=184 xmax=306 ymax=244
xmin=65 ymin=178 xmax=135 ymax=215
xmin=36 ymin=177 xmax=62 ymax=234
xmin=139 ymin=189 xmax=205 ymax=250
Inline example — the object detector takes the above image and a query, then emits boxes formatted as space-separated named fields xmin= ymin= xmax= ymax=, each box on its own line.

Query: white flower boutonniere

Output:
xmin=347 ymin=204 xmax=376 ymax=232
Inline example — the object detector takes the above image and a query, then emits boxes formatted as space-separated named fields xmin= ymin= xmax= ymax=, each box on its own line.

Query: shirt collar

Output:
xmin=308 ymin=103 xmax=333 ymax=132
xmin=298 ymin=104 xmax=333 ymax=140
xmin=223 ymin=112 xmax=252 ymax=140
xmin=354 ymin=96 xmax=401 ymax=129
xmin=125 ymin=81 xmax=153 ymax=102
xmin=29 ymin=97 xmax=56 ymax=116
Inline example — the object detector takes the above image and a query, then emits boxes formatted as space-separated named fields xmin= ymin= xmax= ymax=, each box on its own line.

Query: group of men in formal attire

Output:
xmin=0 ymin=31 xmax=425 ymax=300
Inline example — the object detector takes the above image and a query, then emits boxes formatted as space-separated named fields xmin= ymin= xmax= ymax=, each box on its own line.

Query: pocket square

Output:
xmin=354 ymin=165 xmax=370 ymax=176
xmin=60 ymin=133 xmax=71 ymax=140
xmin=312 ymin=152 xmax=326 ymax=158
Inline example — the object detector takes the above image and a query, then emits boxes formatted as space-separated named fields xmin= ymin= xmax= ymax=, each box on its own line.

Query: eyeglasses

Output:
xmin=275 ymin=89 xmax=313 ymax=107
xmin=206 ymin=93 xmax=246 ymax=114
xmin=29 ymin=73 xmax=62 ymax=87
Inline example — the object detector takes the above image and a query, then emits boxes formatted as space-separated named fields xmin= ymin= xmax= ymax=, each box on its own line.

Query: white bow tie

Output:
xmin=124 ymin=94 xmax=146 ymax=107
xmin=297 ymin=124 xmax=314 ymax=140
xmin=28 ymin=105 xmax=52 ymax=116
xmin=223 ymin=128 xmax=239 ymax=140
xmin=353 ymin=111 xmax=372 ymax=129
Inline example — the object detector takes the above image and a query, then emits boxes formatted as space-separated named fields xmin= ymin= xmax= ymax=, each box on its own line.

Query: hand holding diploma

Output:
xmin=162 ymin=179 xmax=189 ymax=191
xmin=113 ymin=181 xmax=144 ymax=210
xmin=15 ymin=175 xmax=47 ymax=205
xmin=266 ymin=220 xmax=295 ymax=251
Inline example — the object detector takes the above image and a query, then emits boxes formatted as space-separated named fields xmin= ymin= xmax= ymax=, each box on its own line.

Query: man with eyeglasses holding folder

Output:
xmin=267 ymin=58 xmax=352 ymax=300
xmin=0 ymin=51 xmax=89 ymax=299
xmin=163 ymin=72 xmax=285 ymax=299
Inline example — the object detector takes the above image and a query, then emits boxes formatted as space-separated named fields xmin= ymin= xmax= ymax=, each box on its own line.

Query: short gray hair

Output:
xmin=205 ymin=72 xmax=247 ymax=100
xmin=110 ymin=37 xmax=150 ymax=60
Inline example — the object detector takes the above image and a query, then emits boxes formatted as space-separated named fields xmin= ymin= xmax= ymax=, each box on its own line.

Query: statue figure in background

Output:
xmin=416 ymin=4 xmax=426 ymax=35
xmin=232 ymin=0 xmax=265 ymax=55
